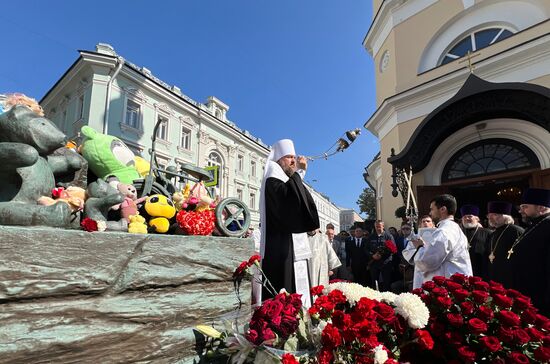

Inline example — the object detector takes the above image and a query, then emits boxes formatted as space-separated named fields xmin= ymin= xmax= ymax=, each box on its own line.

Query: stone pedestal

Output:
xmin=0 ymin=226 xmax=253 ymax=363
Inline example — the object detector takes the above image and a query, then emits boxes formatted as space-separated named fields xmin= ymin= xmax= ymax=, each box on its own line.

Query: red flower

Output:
xmin=80 ymin=217 xmax=98 ymax=232
xmin=473 ymin=281 xmax=490 ymax=291
xmin=479 ymin=336 xmax=502 ymax=352
xmin=233 ymin=261 xmax=249 ymax=278
xmin=435 ymin=295 xmax=453 ymax=309
xmin=453 ymin=288 xmax=470 ymax=302
xmin=321 ymin=323 xmax=342 ymax=348
xmin=493 ymin=293 xmax=513 ymax=309
xmin=476 ymin=306 xmax=494 ymax=321
xmin=317 ymin=348 xmax=334 ymax=364
xmin=468 ymin=318 xmax=488 ymax=335
xmin=513 ymin=296 xmax=531 ymax=310
xmin=259 ymin=299 xmax=284 ymax=319
xmin=246 ymin=329 xmax=259 ymax=345
xmin=459 ymin=301 xmax=475 ymax=315
xmin=432 ymin=287 xmax=448 ymax=296
xmin=534 ymin=346 xmax=550 ymax=362
xmin=384 ymin=239 xmax=398 ymax=254
xmin=457 ymin=346 xmax=477 ymax=362
xmin=512 ymin=328 xmax=531 ymax=345
xmin=414 ymin=329 xmax=434 ymax=350
xmin=432 ymin=276 xmax=446 ymax=286
xmin=497 ymin=310 xmax=521 ymax=327
xmin=176 ymin=210 xmax=216 ymax=235
xmin=445 ymin=280 xmax=463 ymax=292
xmin=498 ymin=326 xmax=515 ymax=343
xmin=281 ymin=353 xmax=299 ymax=364
xmin=520 ymin=309 xmax=537 ymax=324
xmin=472 ymin=290 xmax=489 ymax=303
xmin=248 ymin=254 xmax=261 ymax=266
xmin=328 ymin=289 xmax=347 ymax=304
xmin=447 ymin=313 xmax=464 ymax=327
xmin=51 ymin=186 xmax=65 ymax=198
xmin=422 ymin=281 xmax=436 ymax=291
xmin=526 ymin=327 xmax=545 ymax=341
xmin=374 ymin=302 xmax=396 ymax=324
xmin=506 ymin=352 xmax=530 ymax=364
xmin=450 ymin=273 xmax=468 ymax=284
xmin=311 ymin=285 xmax=324 ymax=296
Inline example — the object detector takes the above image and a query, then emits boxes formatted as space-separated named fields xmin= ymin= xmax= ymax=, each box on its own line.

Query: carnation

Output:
xmin=393 ymin=293 xmax=429 ymax=329
xmin=324 ymin=282 xmax=383 ymax=305
xmin=372 ymin=344 xmax=389 ymax=364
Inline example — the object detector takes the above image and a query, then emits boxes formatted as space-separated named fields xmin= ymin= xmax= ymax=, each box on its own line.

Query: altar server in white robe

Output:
xmin=307 ymin=229 xmax=341 ymax=287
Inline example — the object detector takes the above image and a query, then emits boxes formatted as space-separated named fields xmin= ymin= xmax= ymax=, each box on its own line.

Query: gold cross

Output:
xmin=507 ymin=249 xmax=514 ymax=259
xmin=458 ymin=51 xmax=481 ymax=73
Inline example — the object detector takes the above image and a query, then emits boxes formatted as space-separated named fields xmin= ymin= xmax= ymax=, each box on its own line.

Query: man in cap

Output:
xmin=509 ymin=188 xmax=550 ymax=315
xmin=460 ymin=204 xmax=491 ymax=278
xmin=260 ymin=139 xmax=319 ymax=301
xmin=485 ymin=201 xmax=524 ymax=287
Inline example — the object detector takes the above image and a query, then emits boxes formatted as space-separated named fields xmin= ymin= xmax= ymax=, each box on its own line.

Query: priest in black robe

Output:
xmin=460 ymin=205 xmax=491 ymax=278
xmin=510 ymin=188 xmax=550 ymax=316
xmin=259 ymin=139 xmax=319 ymax=301
xmin=485 ymin=201 xmax=524 ymax=288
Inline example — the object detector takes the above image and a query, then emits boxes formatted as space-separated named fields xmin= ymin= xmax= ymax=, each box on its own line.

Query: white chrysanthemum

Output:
xmin=96 ymin=220 xmax=107 ymax=232
xmin=372 ymin=344 xmax=388 ymax=364
xmin=393 ymin=292 xmax=429 ymax=329
xmin=324 ymin=282 xmax=383 ymax=305
xmin=379 ymin=291 xmax=397 ymax=304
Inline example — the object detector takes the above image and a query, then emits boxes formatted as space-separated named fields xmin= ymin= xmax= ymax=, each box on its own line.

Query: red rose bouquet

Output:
xmin=309 ymin=282 xmax=432 ymax=363
xmin=176 ymin=209 xmax=216 ymax=235
xmin=412 ymin=273 xmax=550 ymax=363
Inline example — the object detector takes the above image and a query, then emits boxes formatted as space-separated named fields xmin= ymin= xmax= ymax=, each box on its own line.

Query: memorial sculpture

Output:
xmin=0 ymin=105 xmax=85 ymax=228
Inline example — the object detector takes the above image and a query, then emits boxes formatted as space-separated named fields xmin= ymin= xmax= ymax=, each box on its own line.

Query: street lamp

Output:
xmin=307 ymin=128 xmax=361 ymax=160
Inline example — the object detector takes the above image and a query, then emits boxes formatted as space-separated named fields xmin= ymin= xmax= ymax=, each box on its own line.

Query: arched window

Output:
xmin=207 ymin=151 xmax=224 ymax=192
xmin=442 ymin=139 xmax=539 ymax=182
xmin=439 ymin=27 xmax=513 ymax=66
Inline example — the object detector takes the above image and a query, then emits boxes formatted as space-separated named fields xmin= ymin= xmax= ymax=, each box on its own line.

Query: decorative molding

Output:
xmin=179 ymin=115 xmax=195 ymax=128
xmin=154 ymin=102 xmax=173 ymax=115
xmin=119 ymin=122 xmax=144 ymax=137
xmin=198 ymin=130 xmax=210 ymax=144
xmin=123 ymin=87 xmax=146 ymax=102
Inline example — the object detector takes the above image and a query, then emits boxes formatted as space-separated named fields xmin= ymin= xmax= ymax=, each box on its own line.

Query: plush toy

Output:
xmin=1 ymin=93 xmax=44 ymax=116
xmin=143 ymin=194 xmax=176 ymax=233
xmin=188 ymin=181 xmax=216 ymax=212
xmin=109 ymin=180 xmax=147 ymax=222
xmin=79 ymin=126 xmax=140 ymax=184
xmin=84 ymin=178 xmax=126 ymax=231
xmin=134 ymin=156 xmax=150 ymax=177
xmin=38 ymin=186 xmax=87 ymax=212
xmin=0 ymin=106 xmax=84 ymax=228
xmin=128 ymin=214 xmax=148 ymax=234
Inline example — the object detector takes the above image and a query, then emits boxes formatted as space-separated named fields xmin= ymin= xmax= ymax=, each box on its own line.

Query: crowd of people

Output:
xmin=257 ymin=138 xmax=550 ymax=316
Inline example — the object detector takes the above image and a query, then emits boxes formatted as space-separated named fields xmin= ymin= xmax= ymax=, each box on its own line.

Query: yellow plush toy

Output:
xmin=128 ymin=214 xmax=148 ymax=234
xmin=144 ymin=194 xmax=176 ymax=233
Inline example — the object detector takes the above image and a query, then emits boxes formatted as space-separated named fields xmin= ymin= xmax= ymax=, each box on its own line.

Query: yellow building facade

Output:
xmin=364 ymin=0 xmax=550 ymax=226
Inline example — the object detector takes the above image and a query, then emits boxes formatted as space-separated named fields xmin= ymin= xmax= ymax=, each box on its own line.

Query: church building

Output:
xmin=364 ymin=0 xmax=550 ymax=225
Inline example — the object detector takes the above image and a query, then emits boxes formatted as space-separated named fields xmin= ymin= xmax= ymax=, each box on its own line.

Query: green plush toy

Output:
xmin=80 ymin=126 xmax=140 ymax=184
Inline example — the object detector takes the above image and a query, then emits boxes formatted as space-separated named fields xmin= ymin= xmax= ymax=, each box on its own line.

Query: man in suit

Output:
xmin=346 ymin=226 xmax=369 ymax=286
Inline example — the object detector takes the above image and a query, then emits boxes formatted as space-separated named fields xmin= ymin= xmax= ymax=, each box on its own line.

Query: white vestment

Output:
xmin=307 ymin=232 xmax=341 ymax=287
xmin=412 ymin=218 xmax=473 ymax=288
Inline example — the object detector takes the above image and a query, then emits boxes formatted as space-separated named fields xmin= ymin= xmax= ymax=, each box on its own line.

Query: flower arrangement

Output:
xmin=197 ymin=255 xmax=433 ymax=364
xmin=309 ymin=282 xmax=431 ymax=363
xmin=412 ymin=273 xmax=550 ymax=363
xmin=174 ymin=181 xmax=217 ymax=235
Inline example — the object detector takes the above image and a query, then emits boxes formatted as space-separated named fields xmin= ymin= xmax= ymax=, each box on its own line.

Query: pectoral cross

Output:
xmin=507 ymin=249 xmax=514 ymax=259
xmin=489 ymin=253 xmax=495 ymax=264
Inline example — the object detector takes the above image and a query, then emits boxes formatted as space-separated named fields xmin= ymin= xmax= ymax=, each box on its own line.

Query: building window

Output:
xmin=442 ymin=139 xmax=540 ymax=182
xmin=180 ymin=126 xmax=191 ymax=150
xmin=208 ymin=151 xmax=224 ymax=192
xmin=124 ymin=99 xmax=140 ymax=129
xmin=77 ymin=95 xmax=84 ymax=121
xmin=156 ymin=115 xmax=169 ymax=140
xmin=237 ymin=188 xmax=243 ymax=201
xmin=251 ymin=161 xmax=256 ymax=177
xmin=249 ymin=192 xmax=256 ymax=210
xmin=440 ymin=27 xmax=513 ymax=65
xmin=237 ymin=154 xmax=244 ymax=172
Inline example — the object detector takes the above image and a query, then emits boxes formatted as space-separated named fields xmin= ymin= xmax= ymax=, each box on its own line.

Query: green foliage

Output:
xmin=356 ymin=187 xmax=376 ymax=218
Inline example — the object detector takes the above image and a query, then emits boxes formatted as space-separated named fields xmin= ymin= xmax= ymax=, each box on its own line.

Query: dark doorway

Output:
xmin=448 ymin=176 xmax=529 ymax=225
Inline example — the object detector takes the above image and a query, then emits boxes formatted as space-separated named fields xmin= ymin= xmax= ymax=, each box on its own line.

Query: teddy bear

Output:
xmin=84 ymin=178 xmax=126 ymax=231
xmin=37 ymin=186 xmax=87 ymax=212
xmin=108 ymin=179 xmax=147 ymax=222
xmin=0 ymin=105 xmax=85 ymax=227
xmin=128 ymin=214 xmax=148 ymax=234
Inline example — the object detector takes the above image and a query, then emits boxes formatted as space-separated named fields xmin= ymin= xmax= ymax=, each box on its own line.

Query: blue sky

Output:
xmin=0 ymin=1 xmax=379 ymax=213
